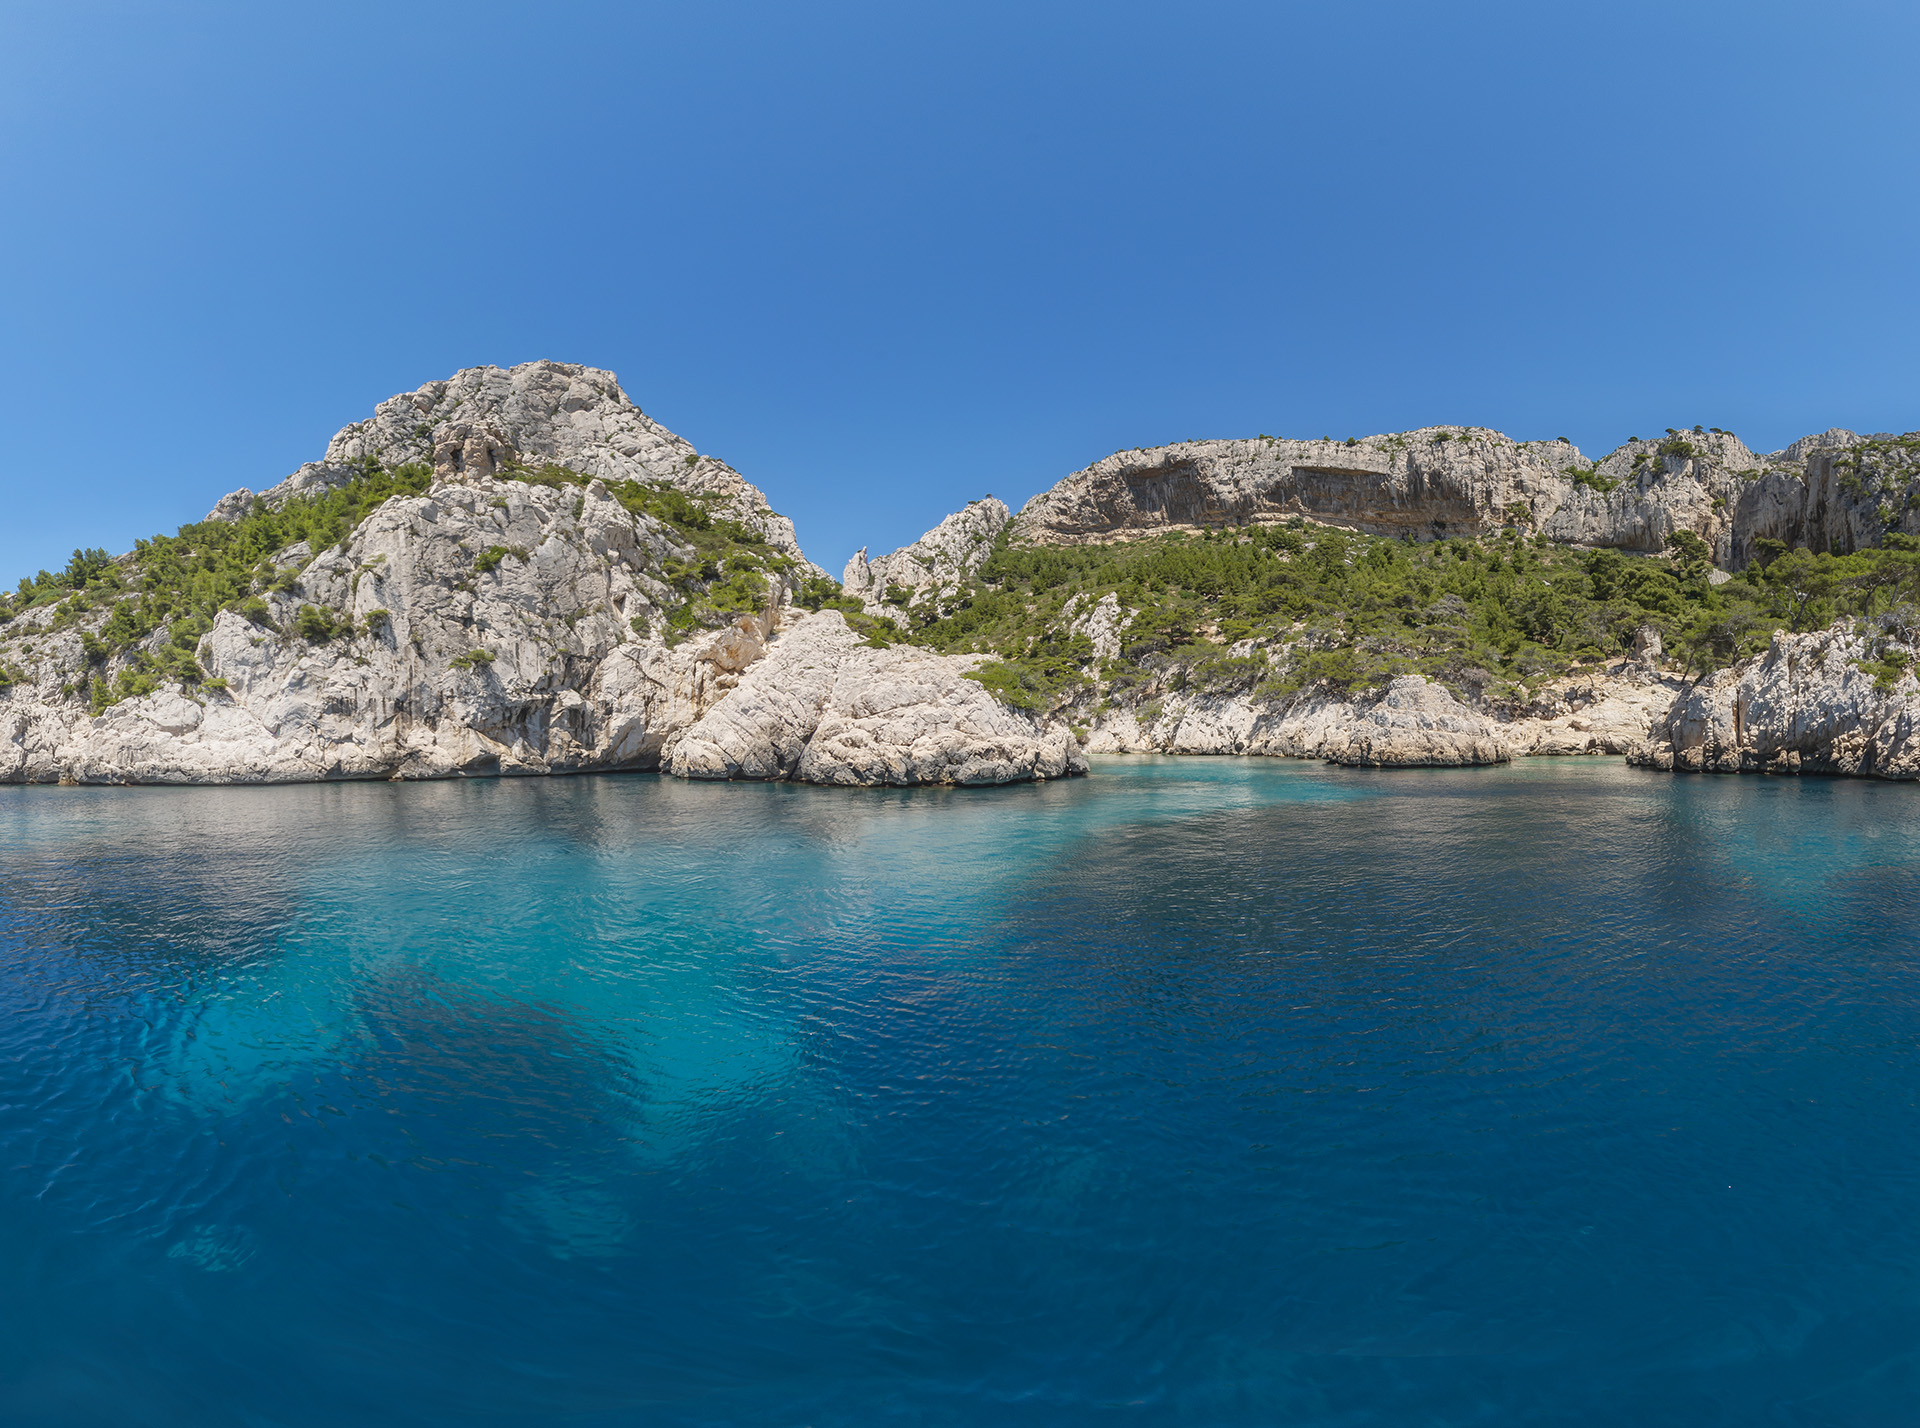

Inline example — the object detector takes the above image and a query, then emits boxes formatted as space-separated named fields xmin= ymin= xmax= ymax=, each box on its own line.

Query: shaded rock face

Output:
xmin=209 ymin=360 xmax=809 ymax=563
xmin=1634 ymin=622 xmax=1920 ymax=778
xmin=1010 ymin=426 xmax=1920 ymax=570
xmin=842 ymin=497 xmax=1010 ymax=617
xmin=669 ymin=612 xmax=1086 ymax=786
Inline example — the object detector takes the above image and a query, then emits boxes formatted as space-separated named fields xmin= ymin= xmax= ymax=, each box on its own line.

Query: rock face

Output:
xmin=1078 ymin=653 xmax=1688 ymax=768
xmin=0 ymin=368 xmax=1080 ymax=788
xmin=10 ymin=363 xmax=1916 ymax=790
xmin=1326 ymin=677 xmax=1509 ymax=767
xmin=2 ymin=474 xmax=776 ymax=783
xmin=211 ymin=360 xmax=809 ymax=563
xmin=670 ymin=612 xmax=1086 ymax=786
xmin=1634 ymin=621 xmax=1920 ymax=778
xmin=1011 ymin=426 xmax=1920 ymax=570
xmin=842 ymin=497 xmax=1010 ymax=617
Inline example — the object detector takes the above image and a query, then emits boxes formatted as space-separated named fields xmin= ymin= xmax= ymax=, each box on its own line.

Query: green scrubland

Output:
xmin=9 ymin=459 xmax=1920 ymax=718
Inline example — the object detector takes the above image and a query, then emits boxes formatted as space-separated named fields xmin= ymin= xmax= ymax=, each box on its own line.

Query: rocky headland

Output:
xmin=3 ymin=362 xmax=1917 ymax=785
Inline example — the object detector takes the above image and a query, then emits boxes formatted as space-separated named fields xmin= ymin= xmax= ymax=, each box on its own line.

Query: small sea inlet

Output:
xmin=3 ymin=757 xmax=1918 ymax=1424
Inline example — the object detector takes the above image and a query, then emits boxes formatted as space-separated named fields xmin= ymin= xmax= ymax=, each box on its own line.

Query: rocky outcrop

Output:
xmin=10 ymin=362 xmax=1915 ymax=790
xmin=841 ymin=497 xmax=1010 ymax=617
xmin=0 ymin=474 xmax=776 ymax=783
xmin=1498 ymin=668 xmax=1682 ymax=756
xmin=1011 ymin=426 xmax=1920 ymax=571
xmin=1633 ymin=620 xmax=1920 ymax=778
xmin=1326 ymin=677 xmax=1509 ymax=767
xmin=668 ymin=612 xmax=1086 ymax=785
xmin=0 ymin=368 xmax=1079 ymax=788
xmin=1083 ymin=659 xmax=1681 ymax=765
xmin=208 ymin=360 xmax=809 ymax=563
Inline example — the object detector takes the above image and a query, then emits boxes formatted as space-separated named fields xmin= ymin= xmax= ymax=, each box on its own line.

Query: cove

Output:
xmin=3 ymin=758 xmax=1919 ymax=1425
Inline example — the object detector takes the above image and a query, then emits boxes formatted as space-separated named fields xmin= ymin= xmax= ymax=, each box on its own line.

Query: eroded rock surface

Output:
xmin=0 ymin=473 xmax=776 ymax=783
xmin=1635 ymin=622 xmax=1920 ymax=778
xmin=1326 ymin=677 xmax=1509 ymax=767
xmin=671 ymin=612 xmax=1087 ymax=785
xmin=1011 ymin=426 xmax=1920 ymax=570
xmin=0 ymin=369 xmax=1080 ymax=788
xmin=842 ymin=498 xmax=1010 ymax=617
xmin=211 ymin=360 xmax=808 ymax=561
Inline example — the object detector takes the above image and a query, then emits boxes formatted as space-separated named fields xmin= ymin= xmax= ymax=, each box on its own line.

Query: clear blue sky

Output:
xmin=3 ymin=1 xmax=1916 ymax=582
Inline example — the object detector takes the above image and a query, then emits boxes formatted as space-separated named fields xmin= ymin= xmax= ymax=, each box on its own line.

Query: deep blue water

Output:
xmin=4 ymin=758 xmax=1920 ymax=1425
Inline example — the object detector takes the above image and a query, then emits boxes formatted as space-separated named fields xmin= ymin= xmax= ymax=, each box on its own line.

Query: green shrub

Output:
xmin=0 ymin=456 xmax=431 ymax=656
xmin=1665 ymin=530 xmax=1713 ymax=565
xmin=473 ymin=544 xmax=530 ymax=574
xmin=296 ymin=605 xmax=341 ymax=642
xmin=1567 ymin=465 xmax=1620 ymax=494
xmin=1856 ymin=647 xmax=1912 ymax=692
xmin=793 ymin=574 xmax=843 ymax=611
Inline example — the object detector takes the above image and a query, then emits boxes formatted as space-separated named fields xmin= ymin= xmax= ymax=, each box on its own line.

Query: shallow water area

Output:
xmin=4 ymin=756 xmax=1920 ymax=1425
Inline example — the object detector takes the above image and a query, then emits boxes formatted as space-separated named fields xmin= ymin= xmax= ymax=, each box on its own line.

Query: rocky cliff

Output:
xmin=669 ymin=610 xmax=1084 ymax=786
xmin=7 ymin=367 xmax=1917 ymax=787
xmin=0 ymin=364 xmax=1079 ymax=788
xmin=211 ymin=361 xmax=808 ymax=560
xmin=1012 ymin=425 xmax=1920 ymax=570
xmin=1634 ymin=619 xmax=1920 ymax=777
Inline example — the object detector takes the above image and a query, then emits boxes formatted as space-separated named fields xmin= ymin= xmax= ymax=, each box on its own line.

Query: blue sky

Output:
xmin=2 ymin=0 xmax=1916 ymax=581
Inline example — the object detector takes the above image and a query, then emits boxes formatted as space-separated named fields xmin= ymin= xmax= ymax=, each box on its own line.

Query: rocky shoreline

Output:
xmin=4 ymin=360 xmax=1917 ymax=787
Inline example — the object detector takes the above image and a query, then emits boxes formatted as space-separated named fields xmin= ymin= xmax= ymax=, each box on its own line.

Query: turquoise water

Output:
xmin=3 ymin=758 xmax=1920 ymax=1424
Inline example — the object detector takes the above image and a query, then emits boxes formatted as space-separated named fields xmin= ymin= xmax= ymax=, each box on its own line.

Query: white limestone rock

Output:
xmin=209 ymin=360 xmax=809 ymax=563
xmin=1325 ymin=677 xmax=1509 ymax=767
xmin=1500 ymin=668 xmax=1685 ymax=756
xmin=668 ymin=614 xmax=862 ymax=780
xmin=1007 ymin=425 xmax=1920 ymax=572
xmin=1 ymin=468 xmax=787 ymax=784
xmin=1064 ymin=592 xmax=1129 ymax=663
xmin=842 ymin=497 xmax=1010 ymax=617
xmin=670 ymin=611 xmax=1087 ymax=786
xmin=1634 ymin=620 xmax=1920 ymax=778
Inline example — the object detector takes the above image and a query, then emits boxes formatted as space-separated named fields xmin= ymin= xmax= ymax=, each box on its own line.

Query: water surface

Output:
xmin=4 ymin=758 xmax=1919 ymax=1425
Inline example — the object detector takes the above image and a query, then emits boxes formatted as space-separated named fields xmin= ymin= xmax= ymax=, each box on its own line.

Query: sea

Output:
xmin=2 ymin=757 xmax=1918 ymax=1426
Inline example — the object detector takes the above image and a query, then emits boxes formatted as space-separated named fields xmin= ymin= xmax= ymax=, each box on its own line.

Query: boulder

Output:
xmin=670 ymin=612 xmax=1087 ymax=786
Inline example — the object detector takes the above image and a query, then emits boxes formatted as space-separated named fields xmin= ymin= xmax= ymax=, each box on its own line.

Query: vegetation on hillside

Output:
xmin=0 ymin=459 xmax=437 ymax=710
xmin=877 ymin=522 xmax=1920 ymax=713
xmin=0 ymin=457 xmax=843 ymax=711
xmin=12 ymin=446 xmax=1920 ymax=722
xmin=494 ymin=462 xmax=844 ymax=638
